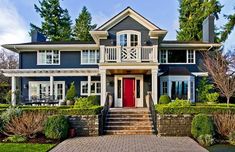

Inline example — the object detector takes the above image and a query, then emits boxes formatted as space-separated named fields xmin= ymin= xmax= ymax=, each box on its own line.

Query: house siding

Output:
xmin=19 ymin=51 xmax=98 ymax=69
xmin=100 ymin=16 xmax=158 ymax=46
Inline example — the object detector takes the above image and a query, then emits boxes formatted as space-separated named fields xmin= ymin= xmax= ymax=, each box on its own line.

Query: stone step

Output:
xmin=105 ymin=126 xmax=153 ymax=130
xmin=106 ymin=117 xmax=152 ymax=122
xmin=106 ymin=121 xmax=153 ymax=126
xmin=107 ymin=114 xmax=151 ymax=118
xmin=105 ymin=130 xmax=155 ymax=135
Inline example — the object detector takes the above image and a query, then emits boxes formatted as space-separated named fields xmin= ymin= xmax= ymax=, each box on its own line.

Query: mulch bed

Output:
xmin=0 ymin=133 xmax=61 ymax=144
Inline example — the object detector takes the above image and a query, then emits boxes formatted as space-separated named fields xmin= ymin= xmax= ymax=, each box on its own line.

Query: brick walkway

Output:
xmin=50 ymin=135 xmax=208 ymax=152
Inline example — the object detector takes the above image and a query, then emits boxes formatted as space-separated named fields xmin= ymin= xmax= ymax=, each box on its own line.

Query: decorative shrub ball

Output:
xmin=159 ymin=95 xmax=171 ymax=104
xmin=191 ymin=114 xmax=214 ymax=139
xmin=44 ymin=115 xmax=69 ymax=140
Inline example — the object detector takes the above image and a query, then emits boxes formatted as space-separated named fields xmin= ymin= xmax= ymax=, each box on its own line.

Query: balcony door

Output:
xmin=117 ymin=30 xmax=141 ymax=47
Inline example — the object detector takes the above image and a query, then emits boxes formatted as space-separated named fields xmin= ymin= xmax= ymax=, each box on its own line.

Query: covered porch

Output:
xmin=99 ymin=63 xmax=159 ymax=108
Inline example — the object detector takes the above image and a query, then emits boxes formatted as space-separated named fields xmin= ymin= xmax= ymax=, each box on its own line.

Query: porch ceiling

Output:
xmin=107 ymin=69 xmax=150 ymax=75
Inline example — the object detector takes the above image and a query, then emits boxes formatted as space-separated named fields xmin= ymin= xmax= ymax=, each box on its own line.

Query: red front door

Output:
xmin=123 ymin=78 xmax=135 ymax=107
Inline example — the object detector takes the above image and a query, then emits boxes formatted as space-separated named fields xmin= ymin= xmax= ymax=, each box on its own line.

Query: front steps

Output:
xmin=104 ymin=108 xmax=155 ymax=135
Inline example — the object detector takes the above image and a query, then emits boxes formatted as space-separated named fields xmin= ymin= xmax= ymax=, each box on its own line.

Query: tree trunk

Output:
xmin=227 ymin=97 xmax=230 ymax=107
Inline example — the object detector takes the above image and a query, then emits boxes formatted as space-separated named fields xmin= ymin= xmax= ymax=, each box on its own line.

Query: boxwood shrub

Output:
xmin=44 ymin=115 xmax=69 ymax=140
xmin=191 ymin=114 xmax=214 ymax=139
xmin=159 ymin=95 xmax=171 ymax=104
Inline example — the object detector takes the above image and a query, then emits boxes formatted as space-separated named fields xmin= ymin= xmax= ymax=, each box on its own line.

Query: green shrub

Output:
xmin=44 ymin=115 xmax=69 ymax=140
xmin=66 ymin=82 xmax=77 ymax=101
xmin=197 ymin=134 xmax=214 ymax=147
xmin=206 ymin=93 xmax=219 ymax=103
xmin=74 ymin=96 xmax=100 ymax=109
xmin=0 ymin=107 xmax=22 ymax=128
xmin=229 ymin=131 xmax=235 ymax=145
xmin=159 ymin=95 xmax=171 ymax=104
xmin=191 ymin=114 xmax=214 ymax=139
xmin=4 ymin=135 xmax=27 ymax=143
xmin=168 ymin=98 xmax=191 ymax=107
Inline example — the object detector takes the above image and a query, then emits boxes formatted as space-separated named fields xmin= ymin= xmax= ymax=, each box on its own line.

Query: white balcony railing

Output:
xmin=100 ymin=46 xmax=157 ymax=63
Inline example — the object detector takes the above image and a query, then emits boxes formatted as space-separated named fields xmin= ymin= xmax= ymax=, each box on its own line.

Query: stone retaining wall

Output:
xmin=157 ymin=114 xmax=193 ymax=136
xmin=68 ymin=115 xmax=100 ymax=136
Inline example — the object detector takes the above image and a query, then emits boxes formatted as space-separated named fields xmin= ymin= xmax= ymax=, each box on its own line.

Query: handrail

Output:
xmin=100 ymin=92 xmax=111 ymax=135
xmin=148 ymin=92 xmax=157 ymax=134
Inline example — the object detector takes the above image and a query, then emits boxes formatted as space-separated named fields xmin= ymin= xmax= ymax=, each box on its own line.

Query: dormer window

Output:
xmin=117 ymin=30 xmax=141 ymax=47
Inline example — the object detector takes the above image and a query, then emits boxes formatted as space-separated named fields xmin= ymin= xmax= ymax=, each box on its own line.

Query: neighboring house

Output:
xmin=1 ymin=7 xmax=221 ymax=107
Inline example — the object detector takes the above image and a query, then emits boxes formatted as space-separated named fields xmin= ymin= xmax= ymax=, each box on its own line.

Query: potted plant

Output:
xmin=65 ymin=82 xmax=77 ymax=105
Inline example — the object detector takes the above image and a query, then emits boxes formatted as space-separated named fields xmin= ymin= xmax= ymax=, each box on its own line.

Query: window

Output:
xmin=160 ymin=50 xmax=167 ymax=63
xmin=136 ymin=80 xmax=140 ymax=98
xmin=81 ymin=81 xmax=101 ymax=95
xmin=168 ymin=50 xmax=186 ymax=63
xmin=118 ymin=80 xmax=121 ymax=98
xmin=81 ymin=50 xmax=99 ymax=64
xmin=171 ymin=81 xmax=188 ymax=100
xmin=29 ymin=81 xmax=65 ymax=100
xmin=162 ymin=81 xmax=168 ymax=95
xmin=188 ymin=50 xmax=195 ymax=63
xmin=117 ymin=30 xmax=140 ymax=47
xmin=38 ymin=50 xmax=60 ymax=65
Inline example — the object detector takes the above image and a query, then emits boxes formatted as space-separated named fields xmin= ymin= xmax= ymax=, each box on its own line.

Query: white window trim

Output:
xmin=116 ymin=30 xmax=141 ymax=47
xmin=80 ymin=81 xmax=101 ymax=96
xmin=160 ymin=76 xmax=195 ymax=102
xmin=81 ymin=50 xmax=99 ymax=65
xmin=28 ymin=81 xmax=65 ymax=101
xmin=37 ymin=50 xmax=61 ymax=65
xmin=159 ymin=50 xmax=196 ymax=64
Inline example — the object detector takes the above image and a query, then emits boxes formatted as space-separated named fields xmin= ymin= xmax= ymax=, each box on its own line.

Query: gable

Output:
xmin=97 ymin=7 xmax=162 ymax=31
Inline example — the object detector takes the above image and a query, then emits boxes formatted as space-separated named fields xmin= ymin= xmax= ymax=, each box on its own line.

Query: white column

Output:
xmin=153 ymin=45 xmax=158 ymax=63
xmin=100 ymin=45 xmax=105 ymax=63
xmin=151 ymin=69 xmax=158 ymax=104
xmin=11 ymin=76 xmax=16 ymax=106
xmin=50 ymin=76 xmax=54 ymax=98
xmin=88 ymin=75 xmax=91 ymax=96
xmin=100 ymin=69 xmax=106 ymax=106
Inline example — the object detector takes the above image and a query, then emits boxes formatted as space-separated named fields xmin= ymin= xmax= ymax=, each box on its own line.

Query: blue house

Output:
xmin=1 ymin=7 xmax=221 ymax=107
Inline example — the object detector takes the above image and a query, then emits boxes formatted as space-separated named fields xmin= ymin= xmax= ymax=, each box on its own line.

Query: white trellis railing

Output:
xmin=102 ymin=46 xmax=156 ymax=63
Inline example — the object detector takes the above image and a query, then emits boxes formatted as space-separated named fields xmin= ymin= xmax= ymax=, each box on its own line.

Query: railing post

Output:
xmin=137 ymin=46 xmax=141 ymax=62
xmin=117 ymin=46 xmax=121 ymax=63
xmin=100 ymin=45 xmax=105 ymax=63
xmin=153 ymin=45 xmax=158 ymax=63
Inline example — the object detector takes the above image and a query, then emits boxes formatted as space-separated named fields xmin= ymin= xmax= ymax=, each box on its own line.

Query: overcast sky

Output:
xmin=0 ymin=0 xmax=234 ymax=51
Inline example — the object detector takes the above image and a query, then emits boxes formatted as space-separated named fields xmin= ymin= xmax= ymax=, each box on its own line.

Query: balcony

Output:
xmin=100 ymin=46 xmax=158 ymax=63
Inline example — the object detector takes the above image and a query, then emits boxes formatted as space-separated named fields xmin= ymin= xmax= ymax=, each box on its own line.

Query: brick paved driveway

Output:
xmin=50 ymin=135 xmax=208 ymax=152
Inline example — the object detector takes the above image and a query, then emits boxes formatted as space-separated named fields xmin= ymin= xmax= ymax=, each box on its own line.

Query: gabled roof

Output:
xmin=96 ymin=7 xmax=165 ymax=31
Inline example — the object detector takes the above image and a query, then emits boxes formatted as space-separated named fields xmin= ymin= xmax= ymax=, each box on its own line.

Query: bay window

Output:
xmin=81 ymin=50 xmax=99 ymax=64
xmin=38 ymin=50 xmax=60 ymax=65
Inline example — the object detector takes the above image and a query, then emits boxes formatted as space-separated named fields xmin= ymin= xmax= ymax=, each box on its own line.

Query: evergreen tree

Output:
xmin=220 ymin=8 xmax=235 ymax=42
xmin=30 ymin=0 xmax=72 ymax=41
xmin=73 ymin=6 xmax=97 ymax=41
xmin=177 ymin=0 xmax=222 ymax=41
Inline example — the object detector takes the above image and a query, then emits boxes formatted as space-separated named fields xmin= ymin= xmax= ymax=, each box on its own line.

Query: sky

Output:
xmin=0 ymin=0 xmax=234 ymax=52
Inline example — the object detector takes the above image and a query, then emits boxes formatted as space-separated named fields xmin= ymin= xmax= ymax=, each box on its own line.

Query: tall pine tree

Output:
xmin=73 ymin=6 xmax=97 ymax=41
xmin=177 ymin=0 xmax=222 ymax=42
xmin=30 ymin=0 xmax=72 ymax=41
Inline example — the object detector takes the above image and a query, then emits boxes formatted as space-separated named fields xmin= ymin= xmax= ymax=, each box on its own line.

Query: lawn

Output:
xmin=0 ymin=143 xmax=55 ymax=152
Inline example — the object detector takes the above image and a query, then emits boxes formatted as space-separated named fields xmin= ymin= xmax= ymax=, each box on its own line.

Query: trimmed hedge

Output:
xmin=0 ymin=106 xmax=102 ymax=115
xmin=156 ymin=104 xmax=235 ymax=115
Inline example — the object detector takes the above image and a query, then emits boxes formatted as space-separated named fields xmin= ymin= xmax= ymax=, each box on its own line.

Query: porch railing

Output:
xmin=103 ymin=46 xmax=156 ymax=63
xmin=148 ymin=92 xmax=157 ymax=134
xmin=100 ymin=92 xmax=111 ymax=135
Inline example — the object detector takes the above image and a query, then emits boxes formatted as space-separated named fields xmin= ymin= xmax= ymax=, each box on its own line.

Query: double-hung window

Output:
xmin=81 ymin=81 xmax=101 ymax=95
xmin=162 ymin=81 xmax=168 ymax=95
xmin=81 ymin=50 xmax=99 ymax=64
xmin=38 ymin=50 xmax=60 ymax=65
xmin=187 ymin=50 xmax=195 ymax=63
